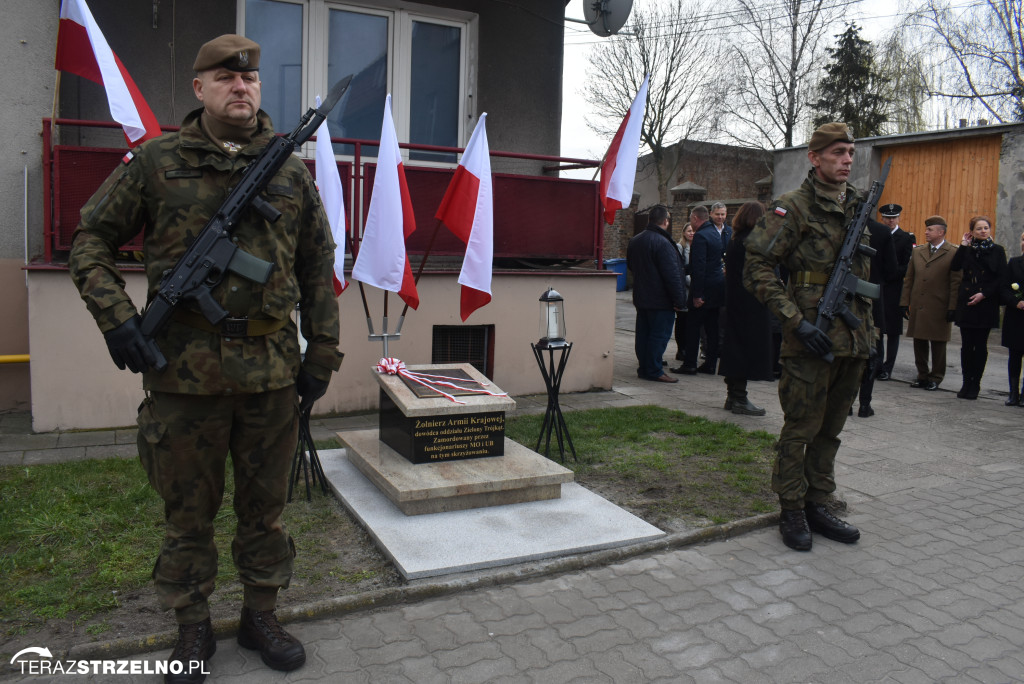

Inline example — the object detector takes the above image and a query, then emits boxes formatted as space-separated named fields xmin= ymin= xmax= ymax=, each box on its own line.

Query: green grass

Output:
xmin=0 ymin=440 xmax=367 ymax=636
xmin=506 ymin=405 xmax=778 ymax=527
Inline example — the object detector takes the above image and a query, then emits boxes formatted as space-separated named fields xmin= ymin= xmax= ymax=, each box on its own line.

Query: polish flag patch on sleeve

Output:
xmin=122 ymin=150 xmax=134 ymax=165
xmin=774 ymin=206 xmax=787 ymax=217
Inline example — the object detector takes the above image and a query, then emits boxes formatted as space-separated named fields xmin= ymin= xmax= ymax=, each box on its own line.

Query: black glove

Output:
xmin=102 ymin=315 xmax=157 ymax=373
xmin=900 ymin=306 xmax=909 ymax=320
xmin=296 ymin=367 xmax=330 ymax=414
xmin=946 ymin=310 xmax=956 ymax=322
xmin=794 ymin=319 xmax=833 ymax=357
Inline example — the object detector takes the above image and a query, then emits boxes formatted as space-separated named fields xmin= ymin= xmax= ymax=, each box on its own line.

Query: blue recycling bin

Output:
xmin=604 ymin=258 xmax=628 ymax=291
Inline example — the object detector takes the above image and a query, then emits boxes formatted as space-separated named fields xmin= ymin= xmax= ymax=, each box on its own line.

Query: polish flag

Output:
xmin=314 ymin=96 xmax=347 ymax=295
xmin=599 ymin=74 xmax=649 ymax=225
xmin=436 ymin=114 xmax=493 ymax=321
xmin=55 ymin=0 xmax=162 ymax=146
xmin=351 ymin=95 xmax=419 ymax=310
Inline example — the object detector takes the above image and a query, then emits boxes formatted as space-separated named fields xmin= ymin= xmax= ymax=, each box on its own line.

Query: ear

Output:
xmin=807 ymin=149 xmax=819 ymax=168
xmin=193 ymin=76 xmax=204 ymax=102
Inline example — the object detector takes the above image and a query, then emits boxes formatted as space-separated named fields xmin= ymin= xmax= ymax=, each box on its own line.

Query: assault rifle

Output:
xmin=139 ymin=75 xmax=352 ymax=371
xmin=813 ymin=157 xmax=892 ymax=363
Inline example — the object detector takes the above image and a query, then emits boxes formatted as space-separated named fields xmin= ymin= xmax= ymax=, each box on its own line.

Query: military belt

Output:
xmin=173 ymin=310 xmax=288 ymax=337
xmin=791 ymin=271 xmax=830 ymax=286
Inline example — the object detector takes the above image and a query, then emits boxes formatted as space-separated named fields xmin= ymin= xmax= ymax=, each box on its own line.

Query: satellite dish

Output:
xmin=581 ymin=0 xmax=633 ymax=37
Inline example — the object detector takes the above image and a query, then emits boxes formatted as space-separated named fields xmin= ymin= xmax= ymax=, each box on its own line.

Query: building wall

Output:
xmin=633 ymin=140 xmax=773 ymax=210
xmin=771 ymin=124 xmax=1024 ymax=258
xmin=28 ymin=271 xmax=616 ymax=431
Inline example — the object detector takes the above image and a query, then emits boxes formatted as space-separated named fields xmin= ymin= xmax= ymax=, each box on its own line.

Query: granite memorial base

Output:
xmin=340 ymin=363 xmax=573 ymax=515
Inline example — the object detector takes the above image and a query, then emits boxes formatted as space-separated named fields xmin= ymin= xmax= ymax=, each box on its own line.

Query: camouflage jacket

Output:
xmin=743 ymin=170 xmax=874 ymax=359
xmin=69 ymin=108 xmax=343 ymax=395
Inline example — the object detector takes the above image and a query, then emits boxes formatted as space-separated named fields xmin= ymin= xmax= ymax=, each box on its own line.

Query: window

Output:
xmin=432 ymin=325 xmax=494 ymax=378
xmin=242 ymin=0 xmax=475 ymax=162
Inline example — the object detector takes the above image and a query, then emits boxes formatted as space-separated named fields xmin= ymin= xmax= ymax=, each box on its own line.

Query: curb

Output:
xmin=65 ymin=512 xmax=778 ymax=661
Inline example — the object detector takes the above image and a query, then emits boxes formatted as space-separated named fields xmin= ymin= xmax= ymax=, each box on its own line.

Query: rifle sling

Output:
xmin=173 ymin=309 xmax=288 ymax=337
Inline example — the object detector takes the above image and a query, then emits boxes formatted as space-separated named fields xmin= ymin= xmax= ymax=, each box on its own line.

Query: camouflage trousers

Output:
xmin=136 ymin=387 xmax=299 ymax=624
xmin=773 ymin=355 xmax=865 ymax=510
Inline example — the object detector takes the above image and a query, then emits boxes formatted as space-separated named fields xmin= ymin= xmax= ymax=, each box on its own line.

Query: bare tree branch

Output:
xmin=582 ymin=0 xmax=729 ymax=203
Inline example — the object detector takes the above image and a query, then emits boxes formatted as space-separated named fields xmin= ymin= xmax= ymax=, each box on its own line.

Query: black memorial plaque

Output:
xmin=379 ymin=389 xmax=505 ymax=464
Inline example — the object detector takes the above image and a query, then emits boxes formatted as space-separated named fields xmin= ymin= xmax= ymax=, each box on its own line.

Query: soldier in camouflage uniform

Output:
xmin=68 ymin=35 xmax=342 ymax=683
xmin=743 ymin=122 xmax=871 ymax=552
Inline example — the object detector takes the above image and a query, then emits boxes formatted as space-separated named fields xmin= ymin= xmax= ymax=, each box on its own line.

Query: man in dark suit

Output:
xmin=854 ymin=220 xmax=898 ymax=417
xmin=678 ymin=204 xmax=732 ymax=374
xmin=877 ymin=203 xmax=915 ymax=379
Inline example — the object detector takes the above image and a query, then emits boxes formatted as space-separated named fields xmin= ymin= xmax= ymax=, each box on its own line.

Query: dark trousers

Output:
xmin=684 ymin=305 xmax=720 ymax=369
xmin=859 ymin=338 xmax=883 ymax=405
xmin=635 ymin=308 xmax=676 ymax=379
xmin=1009 ymin=350 xmax=1024 ymax=394
xmin=673 ymin=310 xmax=687 ymax=360
xmin=960 ymin=327 xmax=992 ymax=383
xmin=913 ymin=338 xmax=947 ymax=384
xmin=882 ymin=332 xmax=901 ymax=373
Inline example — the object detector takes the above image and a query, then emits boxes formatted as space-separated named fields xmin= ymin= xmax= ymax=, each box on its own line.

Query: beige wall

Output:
xmin=28 ymin=270 xmax=616 ymax=431
xmin=0 ymin=259 xmax=31 ymax=411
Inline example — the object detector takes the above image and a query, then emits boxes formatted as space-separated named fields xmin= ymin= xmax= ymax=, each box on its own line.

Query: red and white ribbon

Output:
xmin=375 ymin=357 xmax=507 ymax=405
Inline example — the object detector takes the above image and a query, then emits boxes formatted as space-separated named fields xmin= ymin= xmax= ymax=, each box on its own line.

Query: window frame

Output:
xmin=239 ymin=0 xmax=478 ymax=164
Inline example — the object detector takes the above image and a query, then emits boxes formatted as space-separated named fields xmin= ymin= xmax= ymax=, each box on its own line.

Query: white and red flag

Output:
xmin=314 ymin=96 xmax=348 ymax=295
xmin=599 ymin=74 xmax=648 ymax=225
xmin=351 ymin=95 xmax=419 ymax=310
xmin=436 ymin=114 xmax=493 ymax=321
xmin=55 ymin=0 xmax=162 ymax=146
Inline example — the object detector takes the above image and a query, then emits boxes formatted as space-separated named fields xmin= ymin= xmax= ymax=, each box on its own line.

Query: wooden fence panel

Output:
xmin=878 ymin=135 xmax=1001 ymax=244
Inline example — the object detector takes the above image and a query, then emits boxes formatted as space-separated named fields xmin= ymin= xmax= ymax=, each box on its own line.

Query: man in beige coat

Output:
xmin=900 ymin=215 xmax=962 ymax=389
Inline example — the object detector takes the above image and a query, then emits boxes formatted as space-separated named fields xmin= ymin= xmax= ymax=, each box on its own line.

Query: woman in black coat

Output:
xmin=718 ymin=201 xmax=774 ymax=415
xmin=1001 ymin=230 xmax=1024 ymax=406
xmin=951 ymin=216 xmax=1008 ymax=399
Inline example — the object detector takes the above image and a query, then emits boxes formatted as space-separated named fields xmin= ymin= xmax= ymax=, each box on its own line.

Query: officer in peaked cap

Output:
xmin=69 ymin=32 xmax=342 ymax=683
xmin=877 ymin=203 xmax=914 ymax=379
xmin=879 ymin=203 xmax=903 ymax=218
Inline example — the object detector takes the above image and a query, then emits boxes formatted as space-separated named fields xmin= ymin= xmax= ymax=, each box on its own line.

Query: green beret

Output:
xmin=924 ymin=215 xmax=947 ymax=227
xmin=193 ymin=34 xmax=260 ymax=72
xmin=808 ymin=122 xmax=854 ymax=151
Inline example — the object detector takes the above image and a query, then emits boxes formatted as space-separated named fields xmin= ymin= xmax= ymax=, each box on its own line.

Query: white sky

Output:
xmin=559 ymin=0 xmax=901 ymax=172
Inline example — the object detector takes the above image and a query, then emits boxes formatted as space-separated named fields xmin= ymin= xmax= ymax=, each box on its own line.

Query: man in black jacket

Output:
xmin=627 ymin=205 xmax=687 ymax=383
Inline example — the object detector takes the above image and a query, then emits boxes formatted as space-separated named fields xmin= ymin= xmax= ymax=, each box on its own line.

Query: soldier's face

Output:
xmin=925 ymin=224 xmax=945 ymax=245
xmin=809 ymin=142 xmax=854 ymax=185
xmin=193 ymin=68 xmax=262 ymax=126
xmin=880 ymin=215 xmax=899 ymax=229
xmin=711 ymin=208 xmax=727 ymax=226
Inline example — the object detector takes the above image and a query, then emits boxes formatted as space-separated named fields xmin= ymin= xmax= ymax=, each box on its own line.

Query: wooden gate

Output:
xmin=878 ymin=135 xmax=1001 ymax=245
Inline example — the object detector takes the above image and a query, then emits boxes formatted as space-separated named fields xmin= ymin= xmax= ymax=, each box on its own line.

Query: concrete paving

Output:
xmin=3 ymin=289 xmax=1024 ymax=682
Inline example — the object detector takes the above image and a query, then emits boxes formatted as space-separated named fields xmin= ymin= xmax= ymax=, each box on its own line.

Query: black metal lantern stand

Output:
xmin=531 ymin=288 xmax=577 ymax=462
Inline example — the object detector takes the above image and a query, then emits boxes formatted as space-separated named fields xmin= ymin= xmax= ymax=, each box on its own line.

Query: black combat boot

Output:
xmin=805 ymin=502 xmax=860 ymax=543
xmin=237 ymin=607 xmax=306 ymax=672
xmin=731 ymin=398 xmax=766 ymax=416
xmin=166 ymin=618 xmax=215 ymax=684
xmin=1005 ymin=385 xmax=1019 ymax=406
xmin=779 ymin=509 xmax=812 ymax=551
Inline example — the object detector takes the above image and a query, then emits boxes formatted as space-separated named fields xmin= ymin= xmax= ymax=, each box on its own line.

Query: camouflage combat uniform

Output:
xmin=69 ymin=108 xmax=342 ymax=623
xmin=743 ymin=170 xmax=873 ymax=511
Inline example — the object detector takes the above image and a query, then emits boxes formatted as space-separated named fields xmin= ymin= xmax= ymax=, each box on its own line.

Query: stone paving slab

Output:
xmin=319 ymin=448 xmax=665 ymax=579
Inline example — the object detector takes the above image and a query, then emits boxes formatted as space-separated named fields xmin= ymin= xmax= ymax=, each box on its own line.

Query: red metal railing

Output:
xmin=41 ymin=118 xmax=606 ymax=268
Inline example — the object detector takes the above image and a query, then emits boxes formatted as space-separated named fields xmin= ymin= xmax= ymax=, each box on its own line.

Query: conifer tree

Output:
xmin=812 ymin=24 xmax=891 ymax=137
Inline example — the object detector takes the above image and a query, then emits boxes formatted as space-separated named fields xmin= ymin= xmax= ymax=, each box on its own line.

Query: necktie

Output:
xmin=930 ymin=245 xmax=937 ymax=256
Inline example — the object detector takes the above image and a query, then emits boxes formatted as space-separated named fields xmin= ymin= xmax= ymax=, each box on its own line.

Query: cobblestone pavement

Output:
xmin=4 ymin=291 xmax=1024 ymax=682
